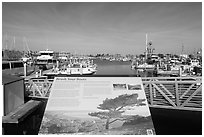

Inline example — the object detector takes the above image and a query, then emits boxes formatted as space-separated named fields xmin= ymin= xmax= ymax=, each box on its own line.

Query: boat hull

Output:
xmin=44 ymin=72 xmax=95 ymax=79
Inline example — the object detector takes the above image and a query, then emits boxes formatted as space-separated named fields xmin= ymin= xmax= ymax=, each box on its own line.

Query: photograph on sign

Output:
xmin=39 ymin=77 xmax=155 ymax=135
xmin=128 ymin=84 xmax=142 ymax=90
xmin=113 ymin=84 xmax=127 ymax=90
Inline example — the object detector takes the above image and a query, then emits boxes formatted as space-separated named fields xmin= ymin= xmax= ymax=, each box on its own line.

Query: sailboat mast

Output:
xmin=181 ymin=43 xmax=184 ymax=54
xmin=13 ymin=36 xmax=15 ymax=50
xmin=145 ymin=33 xmax=148 ymax=61
xmin=5 ymin=34 xmax=8 ymax=50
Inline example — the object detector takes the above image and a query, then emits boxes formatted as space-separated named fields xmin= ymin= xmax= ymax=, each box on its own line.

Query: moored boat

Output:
xmin=43 ymin=62 xmax=97 ymax=78
xmin=35 ymin=49 xmax=57 ymax=70
xmin=135 ymin=63 xmax=155 ymax=70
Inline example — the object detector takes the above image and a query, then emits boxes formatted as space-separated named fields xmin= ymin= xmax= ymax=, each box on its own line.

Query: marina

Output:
xmin=2 ymin=49 xmax=202 ymax=135
xmin=2 ymin=2 xmax=202 ymax=135
xmin=2 ymin=47 xmax=202 ymax=135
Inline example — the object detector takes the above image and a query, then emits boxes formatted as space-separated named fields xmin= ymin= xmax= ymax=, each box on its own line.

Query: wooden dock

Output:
xmin=24 ymin=77 xmax=202 ymax=111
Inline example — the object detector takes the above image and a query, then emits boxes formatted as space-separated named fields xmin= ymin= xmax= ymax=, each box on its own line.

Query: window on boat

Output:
xmin=40 ymin=53 xmax=53 ymax=56
xmin=41 ymin=53 xmax=48 ymax=55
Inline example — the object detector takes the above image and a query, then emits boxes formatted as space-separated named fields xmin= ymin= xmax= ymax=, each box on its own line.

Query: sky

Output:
xmin=2 ymin=2 xmax=202 ymax=55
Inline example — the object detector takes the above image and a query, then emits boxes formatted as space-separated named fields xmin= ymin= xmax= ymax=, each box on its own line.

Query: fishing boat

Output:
xmin=131 ymin=34 xmax=156 ymax=70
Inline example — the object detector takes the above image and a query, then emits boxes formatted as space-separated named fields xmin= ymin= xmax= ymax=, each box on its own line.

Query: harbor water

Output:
xmin=93 ymin=59 xmax=156 ymax=77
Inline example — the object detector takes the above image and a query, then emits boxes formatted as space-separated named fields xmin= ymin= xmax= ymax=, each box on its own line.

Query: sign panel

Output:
xmin=39 ymin=77 xmax=155 ymax=135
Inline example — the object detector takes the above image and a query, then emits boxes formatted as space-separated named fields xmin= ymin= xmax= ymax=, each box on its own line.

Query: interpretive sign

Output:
xmin=39 ymin=77 xmax=155 ymax=135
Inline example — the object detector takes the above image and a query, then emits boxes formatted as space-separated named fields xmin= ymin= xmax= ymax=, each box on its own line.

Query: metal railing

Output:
xmin=24 ymin=77 xmax=202 ymax=111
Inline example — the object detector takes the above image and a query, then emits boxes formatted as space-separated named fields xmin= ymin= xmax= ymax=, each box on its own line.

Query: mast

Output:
xmin=23 ymin=37 xmax=31 ymax=57
xmin=5 ymin=34 xmax=8 ymax=50
xmin=181 ymin=43 xmax=184 ymax=55
xmin=145 ymin=33 xmax=148 ymax=61
xmin=13 ymin=36 xmax=15 ymax=50
xmin=46 ymin=38 xmax=48 ymax=50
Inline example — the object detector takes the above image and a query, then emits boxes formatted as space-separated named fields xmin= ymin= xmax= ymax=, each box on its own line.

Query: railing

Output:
xmin=142 ymin=77 xmax=202 ymax=111
xmin=25 ymin=77 xmax=202 ymax=111
xmin=25 ymin=78 xmax=54 ymax=99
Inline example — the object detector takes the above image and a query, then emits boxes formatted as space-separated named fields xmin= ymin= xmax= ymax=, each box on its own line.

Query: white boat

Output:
xmin=109 ymin=58 xmax=116 ymax=61
xmin=36 ymin=49 xmax=56 ymax=64
xmin=170 ymin=58 xmax=181 ymax=64
xmin=58 ymin=51 xmax=68 ymax=61
xmin=136 ymin=63 xmax=155 ymax=70
xmin=36 ymin=49 xmax=57 ymax=69
xmin=157 ymin=69 xmax=179 ymax=76
xmin=122 ymin=58 xmax=130 ymax=62
xmin=58 ymin=56 xmax=68 ymax=61
xmin=151 ymin=54 xmax=159 ymax=62
xmin=190 ymin=59 xmax=200 ymax=67
xmin=44 ymin=63 xmax=97 ymax=77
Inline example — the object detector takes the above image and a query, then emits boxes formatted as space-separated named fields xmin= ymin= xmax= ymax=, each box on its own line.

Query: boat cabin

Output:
xmin=36 ymin=50 xmax=56 ymax=65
